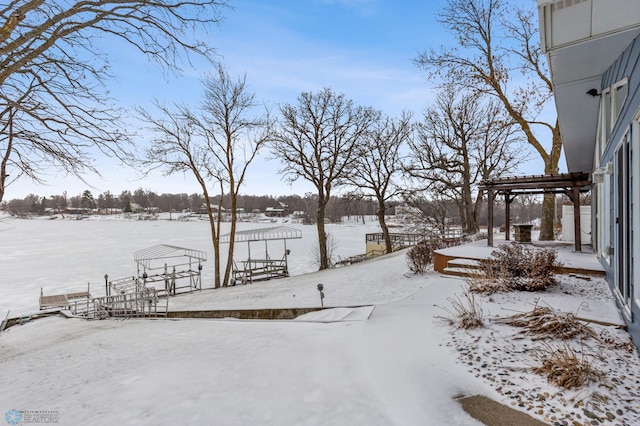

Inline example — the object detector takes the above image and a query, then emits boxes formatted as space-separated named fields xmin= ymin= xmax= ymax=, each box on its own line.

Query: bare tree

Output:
xmin=349 ymin=112 xmax=413 ymax=254
xmin=402 ymin=193 xmax=457 ymax=237
xmin=270 ymin=87 xmax=378 ymax=270
xmin=139 ymin=65 xmax=271 ymax=288
xmin=406 ymin=88 xmax=524 ymax=235
xmin=415 ymin=0 xmax=561 ymax=240
xmin=196 ymin=65 xmax=273 ymax=287
xmin=0 ymin=0 xmax=228 ymax=203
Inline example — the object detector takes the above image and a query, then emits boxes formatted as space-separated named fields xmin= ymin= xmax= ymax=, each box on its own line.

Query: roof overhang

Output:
xmin=537 ymin=0 xmax=640 ymax=172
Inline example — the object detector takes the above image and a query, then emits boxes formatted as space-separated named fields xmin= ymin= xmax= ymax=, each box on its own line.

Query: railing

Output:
xmin=366 ymin=232 xmax=423 ymax=246
xmin=71 ymin=287 xmax=167 ymax=319
xmin=231 ymin=258 xmax=289 ymax=285
xmin=334 ymin=249 xmax=388 ymax=267
xmin=338 ymin=230 xmax=467 ymax=269
xmin=365 ymin=229 xmax=464 ymax=247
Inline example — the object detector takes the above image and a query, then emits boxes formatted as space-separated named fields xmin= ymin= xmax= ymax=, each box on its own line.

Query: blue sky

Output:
xmin=9 ymin=0 xmax=553 ymax=200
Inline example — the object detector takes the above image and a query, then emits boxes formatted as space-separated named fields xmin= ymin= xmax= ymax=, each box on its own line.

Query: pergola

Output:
xmin=479 ymin=173 xmax=591 ymax=252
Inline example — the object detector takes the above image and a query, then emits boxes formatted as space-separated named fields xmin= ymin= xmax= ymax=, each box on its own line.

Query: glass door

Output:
xmin=615 ymin=131 xmax=632 ymax=317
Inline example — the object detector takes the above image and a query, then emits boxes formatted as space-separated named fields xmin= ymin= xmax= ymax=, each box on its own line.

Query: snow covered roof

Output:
xmin=220 ymin=226 xmax=302 ymax=243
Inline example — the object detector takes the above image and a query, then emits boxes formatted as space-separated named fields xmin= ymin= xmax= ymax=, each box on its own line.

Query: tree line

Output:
xmin=2 ymin=0 xmax=564 ymax=285
xmin=4 ymin=185 xmax=559 ymax=231
xmin=3 ymin=190 xmax=389 ymax=222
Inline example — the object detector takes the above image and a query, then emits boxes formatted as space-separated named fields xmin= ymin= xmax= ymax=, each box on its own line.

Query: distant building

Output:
xmin=265 ymin=202 xmax=289 ymax=217
xmin=197 ymin=204 xmax=226 ymax=215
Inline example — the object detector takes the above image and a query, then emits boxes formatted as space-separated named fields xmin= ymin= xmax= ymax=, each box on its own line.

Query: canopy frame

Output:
xmin=479 ymin=173 xmax=591 ymax=251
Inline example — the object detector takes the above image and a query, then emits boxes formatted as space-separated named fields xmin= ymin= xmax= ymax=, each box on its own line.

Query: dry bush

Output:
xmin=406 ymin=241 xmax=439 ymax=273
xmin=437 ymin=289 xmax=484 ymax=329
xmin=495 ymin=304 xmax=598 ymax=340
xmin=406 ymin=239 xmax=447 ymax=273
xmin=480 ymin=243 xmax=560 ymax=292
xmin=466 ymin=266 xmax=509 ymax=294
xmin=532 ymin=342 xmax=606 ymax=389
xmin=406 ymin=236 xmax=471 ymax=273
xmin=527 ymin=248 xmax=560 ymax=290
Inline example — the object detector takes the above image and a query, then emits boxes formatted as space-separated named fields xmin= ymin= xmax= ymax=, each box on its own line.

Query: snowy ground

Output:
xmin=1 ymin=216 xmax=640 ymax=425
xmin=451 ymin=275 xmax=640 ymax=425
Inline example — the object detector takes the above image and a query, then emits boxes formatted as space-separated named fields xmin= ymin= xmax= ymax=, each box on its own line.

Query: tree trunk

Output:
xmin=539 ymin=193 xmax=556 ymax=240
xmin=317 ymin=198 xmax=329 ymax=270
xmin=377 ymin=199 xmax=392 ymax=254
xmin=539 ymin=120 xmax=562 ymax=241
xmin=461 ymin=146 xmax=478 ymax=235
xmin=223 ymin=191 xmax=237 ymax=287
xmin=203 ymin=188 xmax=220 ymax=289
xmin=472 ymin=191 xmax=484 ymax=236
xmin=463 ymin=192 xmax=479 ymax=235
xmin=0 ymin=109 xmax=14 ymax=204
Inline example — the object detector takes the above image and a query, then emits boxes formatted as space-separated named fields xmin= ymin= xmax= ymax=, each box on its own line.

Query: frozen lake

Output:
xmin=0 ymin=215 xmax=383 ymax=315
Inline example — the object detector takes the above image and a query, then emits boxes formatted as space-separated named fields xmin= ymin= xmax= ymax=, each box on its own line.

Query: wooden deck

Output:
xmin=39 ymin=291 xmax=91 ymax=310
xmin=434 ymin=237 xmax=605 ymax=277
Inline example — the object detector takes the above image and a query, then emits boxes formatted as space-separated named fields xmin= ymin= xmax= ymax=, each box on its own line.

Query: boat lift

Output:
xmin=129 ymin=244 xmax=207 ymax=296
xmin=221 ymin=226 xmax=302 ymax=285
xmin=37 ymin=244 xmax=206 ymax=320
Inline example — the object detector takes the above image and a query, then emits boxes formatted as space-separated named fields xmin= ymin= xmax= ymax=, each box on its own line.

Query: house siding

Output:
xmin=598 ymin=35 xmax=640 ymax=345
xmin=602 ymin=37 xmax=640 ymax=157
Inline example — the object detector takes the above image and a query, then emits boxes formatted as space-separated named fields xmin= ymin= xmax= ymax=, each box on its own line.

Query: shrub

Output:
xmin=406 ymin=240 xmax=441 ymax=273
xmin=532 ymin=342 xmax=605 ymax=389
xmin=406 ymin=236 xmax=471 ymax=274
xmin=495 ymin=304 xmax=598 ymax=340
xmin=437 ymin=289 xmax=484 ymax=329
xmin=480 ymin=243 xmax=559 ymax=292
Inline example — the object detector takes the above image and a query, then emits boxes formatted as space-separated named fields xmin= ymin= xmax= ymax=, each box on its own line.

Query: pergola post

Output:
xmin=487 ymin=189 xmax=494 ymax=247
xmin=504 ymin=191 xmax=511 ymax=241
xmin=573 ymin=185 xmax=582 ymax=252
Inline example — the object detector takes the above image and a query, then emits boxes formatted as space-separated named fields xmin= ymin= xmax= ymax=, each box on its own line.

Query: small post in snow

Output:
xmin=317 ymin=283 xmax=324 ymax=308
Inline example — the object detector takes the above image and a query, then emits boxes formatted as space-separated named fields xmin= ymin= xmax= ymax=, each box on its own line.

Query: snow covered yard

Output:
xmin=447 ymin=274 xmax=640 ymax=425
xmin=1 ymin=216 xmax=640 ymax=425
xmin=0 ymin=257 xmax=482 ymax=426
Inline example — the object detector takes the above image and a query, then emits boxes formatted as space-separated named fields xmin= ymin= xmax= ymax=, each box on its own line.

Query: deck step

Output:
xmin=441 ymin=258 xmax=486 ymax=278
xmin=441 ymin=267 xmax=487 ymax=278
xmin=446 ymin=258 xmax=484 ymax=269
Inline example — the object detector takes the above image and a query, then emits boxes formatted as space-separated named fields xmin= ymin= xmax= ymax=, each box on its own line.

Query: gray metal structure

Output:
xmin=221 ymin=226 xmax=303 ymax=285
xmin=131 ymin=244 xmax=207 ymax=296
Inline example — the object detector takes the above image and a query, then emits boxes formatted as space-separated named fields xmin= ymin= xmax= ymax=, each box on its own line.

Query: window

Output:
xmin=595 ymin=101 xmax=603 ymax=164
xmin=602 ymin=88 xmax=612 ymax=142
xmin=612 ymin=78 xmax=629 ymax=125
